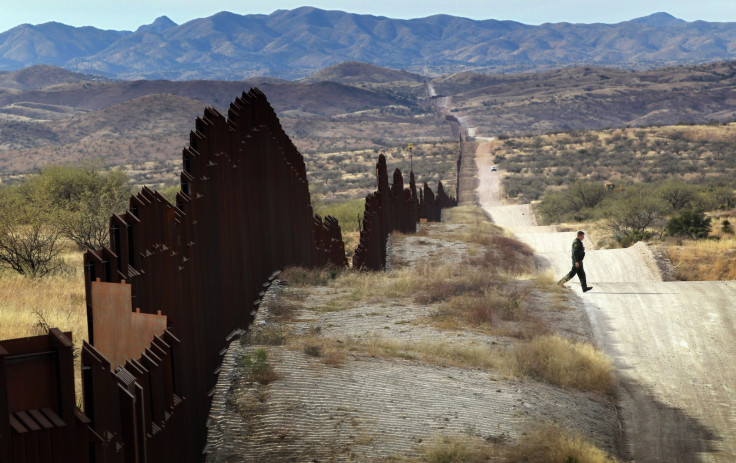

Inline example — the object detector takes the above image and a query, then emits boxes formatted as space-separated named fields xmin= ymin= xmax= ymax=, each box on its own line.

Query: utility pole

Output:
xmin=408 ymin=142 xmax=413 ymax=172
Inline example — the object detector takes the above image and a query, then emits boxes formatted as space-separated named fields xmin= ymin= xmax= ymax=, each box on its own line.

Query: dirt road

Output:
xmin=475 ymin=141 xmax=736 ymax=462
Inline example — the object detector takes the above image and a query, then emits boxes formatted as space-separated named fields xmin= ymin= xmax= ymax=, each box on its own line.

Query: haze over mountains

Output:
xmin=3 ymin=8 xmax=736 ymax=80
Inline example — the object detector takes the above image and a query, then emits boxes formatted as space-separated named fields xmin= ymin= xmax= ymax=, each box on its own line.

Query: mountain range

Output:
xmin=3 ymin=8 xmax=736 ymax=80
xmin=4 ymin=58 xmax=736 ymax=177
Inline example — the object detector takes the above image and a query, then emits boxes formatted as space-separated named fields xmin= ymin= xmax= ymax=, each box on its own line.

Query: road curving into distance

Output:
xmin=475 ymin=140 xmax=736 ymax=463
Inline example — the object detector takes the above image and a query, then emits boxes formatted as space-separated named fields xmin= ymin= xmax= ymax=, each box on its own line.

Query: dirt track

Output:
xmin=475 ymin=140 xmax=736 ymax=462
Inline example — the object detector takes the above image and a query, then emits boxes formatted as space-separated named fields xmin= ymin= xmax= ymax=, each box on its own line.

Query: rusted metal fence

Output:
xmin=80 ymin=88 xmax=348 ymax=461
xmin=353 ymin=154 xmax=456 ymax=270
xmin=0 ymin=88 xmax=347 ymax=462
xmin=0 ymin=87 xmax=459 ymax=461
xmin=0 ymin=330 xmax=94 ymax=463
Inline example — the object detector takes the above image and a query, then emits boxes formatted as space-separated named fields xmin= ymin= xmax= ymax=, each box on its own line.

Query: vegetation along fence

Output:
xmin=0 ymin=87 xmax=459 ymax=461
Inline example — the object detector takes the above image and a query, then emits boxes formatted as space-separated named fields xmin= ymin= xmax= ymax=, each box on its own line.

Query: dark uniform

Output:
xmin=557 ymin=236 xmax=592 ymax=291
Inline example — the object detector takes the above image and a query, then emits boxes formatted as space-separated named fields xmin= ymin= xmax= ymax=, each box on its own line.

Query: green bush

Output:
xmin=599 ymin=186 xmax=667 ymax=247
xmin=666 ymin=210 xmax=712 ymax=239
xmin=536 ymin=181 xmax=608 ymax=223
xmin=239 ymin=348 xmax=277 ymax=384
xmin=656 ymin=180 xmax=697 ymax=212
xmin=0 ymin=164 xmax=132 ymax=276
xmin=25 ymin=164 xmax=131 ymax=250
xmin=722 ymin=219 xmax=733 ymax=234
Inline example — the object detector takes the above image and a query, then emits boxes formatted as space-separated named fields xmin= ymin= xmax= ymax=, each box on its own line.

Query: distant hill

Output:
xmin=0 ymin=65 xmax=107 ymax=91
xmin=4 ymin=60 xmax=736 ymax=177
xmin=0 ymin=73 xmax=402 ymax=116
xmin=4 ymin=9 xmax=736 ymax=80
xmin=301 ymin=62 xmax=423 ymax=84
xmin=438 ymin=60 xmax=736 ymax=134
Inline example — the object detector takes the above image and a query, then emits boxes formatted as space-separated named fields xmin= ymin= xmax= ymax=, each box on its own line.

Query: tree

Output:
xmin=656 ymin=180 xmax=697 ymax=212
xmin=711 ymin=186 xmax=736 ymax=210
xmin=666 ymin=210 xmax=711 ymax=239
xmin=30 ymin=165 xmax=131 ymax=250
xmin=567 ymin=181 xmax=608 ymax=210
xmin=0 ymin=164 xmax=131 ymax=277
xmin=536 ymin=181 xmax=608 ymax=224
xmin=600 ymin=187 xmax=667 ymax=247
xmin=0 ymin=189 xmax=64 ymax=278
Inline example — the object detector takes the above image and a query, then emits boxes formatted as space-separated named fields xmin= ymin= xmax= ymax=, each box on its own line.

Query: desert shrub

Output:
xmin=421 ymin=434 xmax=492 ymax=463
xmin=239 ymin=348 xmax=279 ymax=384
xmin=710 ymin=185 xmax=736 ymax=210
xmin=0 ymin=188 xmax=65 ymax=277
xmin=507 ymin=422 xmax=620 ymax=463
xmin=666 ymin=210 xmax=711 ymax=239
xmin=158 ymin=184 xmax=180 ymax=203
xmin=503 ymin=176 xmax=546 ymax=201
xmin=536 ymin=190 xmax=574 ymax=224
xmin=537 ymin=181 xmax=608 ymax=223
xmin=512 ymin=335 xmax=614 ymax=394
xmin=19 ymin=164 xmax=131 ymax=250
xmin=656 ymin=179 xmax=698 ymax=212
xmin=598 ymin=186 xmax=667 ymax=247
xmin=568 ymin=181 xmax=608 ymax=209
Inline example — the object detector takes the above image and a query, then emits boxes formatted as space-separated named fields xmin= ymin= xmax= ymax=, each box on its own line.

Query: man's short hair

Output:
xmin=577 ymin=231 xmax=585 ymax=236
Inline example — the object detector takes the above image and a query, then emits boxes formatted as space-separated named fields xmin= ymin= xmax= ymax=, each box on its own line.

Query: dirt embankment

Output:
xmin=205 ymin=220 xmax=620 ymax=461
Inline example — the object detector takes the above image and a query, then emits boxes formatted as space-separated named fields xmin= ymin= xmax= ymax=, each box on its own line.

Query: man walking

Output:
xmin=558 ymin=231 xmax=593 ymax=292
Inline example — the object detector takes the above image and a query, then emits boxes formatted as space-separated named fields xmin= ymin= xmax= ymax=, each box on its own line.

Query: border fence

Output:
xmin=0 ymin=88 xmax=458 ymax=462
xmin=353 ymin=154 xmax=456 ymax=270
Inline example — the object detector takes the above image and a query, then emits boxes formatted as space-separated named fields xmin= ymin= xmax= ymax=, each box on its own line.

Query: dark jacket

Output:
xmin=571 ymin=238 xmax=585 ymax=264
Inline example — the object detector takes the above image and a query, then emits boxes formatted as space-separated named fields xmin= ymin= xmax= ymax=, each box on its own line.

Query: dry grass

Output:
xmin=351 ymin=334 xmax=506 ymax=372
xmin=251 ymin=202 xmax=613 ymax=395
xmin=295 ymin=334 xmax=349 ymax=367
xmin=428 ymin=282 xmax=534 ymax=330
xmin=512 ymin=335 xmax=614 ymax=395
xmin=264 ymin=299 xmax=301 ymax=321
xmin=506 ymin=422 xmax=620 ymax=463
xmin=441 ymin=206 xmax=506 ymax=245
xmin=395 ymin=260 xmax=545 ymax=337
xmin=665 ymin=237 xmax=736 ymax=281
xmin=243 ymin=325 xmax=290 ymax=346
xmin=349 ymin=333 xmax=613 ymax=394
xmin=238 ymin=347 xmax=281 ymax=385
xmin=390 ymin=423 xmax=619 ymax=463
xmin=0 ymin=249 xmax=88 ymax=405
xmin=279 ymin=266 xmax=339 ymax=287
xmin=0 ymin=251 xmax=87 ymax=342
xmin=419 ymin=434 xmax=496 ymax=463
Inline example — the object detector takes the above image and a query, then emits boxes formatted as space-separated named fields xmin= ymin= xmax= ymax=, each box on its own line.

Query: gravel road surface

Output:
xmin=476 ymin=141 xmax=736 ymax=463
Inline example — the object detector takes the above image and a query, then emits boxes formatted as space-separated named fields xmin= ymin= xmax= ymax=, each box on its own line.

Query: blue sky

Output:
xmin=3 ymin=0 xmax=736 ymax=32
